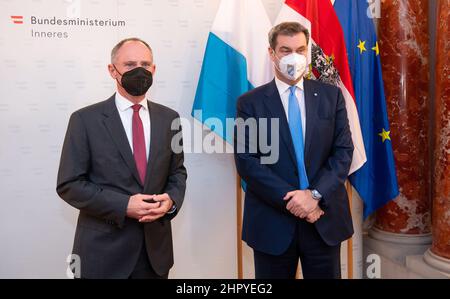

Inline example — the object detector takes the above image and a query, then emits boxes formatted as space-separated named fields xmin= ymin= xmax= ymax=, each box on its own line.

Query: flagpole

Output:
xmin=236 ymin=174 xmax=243 ymax=279
xmin=346 ymin=180 xmax=353 ymax=279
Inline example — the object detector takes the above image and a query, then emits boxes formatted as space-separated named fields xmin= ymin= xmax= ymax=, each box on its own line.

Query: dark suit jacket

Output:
xmin=56 ymin=94 xmax=187 ymax=278
xmin=234 ymin=79 xmax=354 ymax=256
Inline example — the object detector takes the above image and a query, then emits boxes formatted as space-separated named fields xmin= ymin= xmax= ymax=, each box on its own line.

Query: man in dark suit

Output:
xmin=57 ymin=37 xmax=187 ymax=279
xmin=234 ymin=22 xmax=354 ymax=279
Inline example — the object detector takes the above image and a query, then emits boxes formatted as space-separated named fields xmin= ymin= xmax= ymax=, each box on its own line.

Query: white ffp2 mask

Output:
xmin=274 ymin=53 xmax=307 ymax=81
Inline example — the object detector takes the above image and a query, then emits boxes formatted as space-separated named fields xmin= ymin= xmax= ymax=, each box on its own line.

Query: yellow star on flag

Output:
xmin=372 ymin=41 xmax=379 ymax=56
xmin=357 ymin=39 xmax=367 ymax=54
xmin=378 ymin=128 xmax=391 ymax=142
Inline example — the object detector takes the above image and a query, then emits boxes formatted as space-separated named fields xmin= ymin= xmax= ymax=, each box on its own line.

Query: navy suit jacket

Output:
xmin=234 ymin=79 xmax=354 ymax=255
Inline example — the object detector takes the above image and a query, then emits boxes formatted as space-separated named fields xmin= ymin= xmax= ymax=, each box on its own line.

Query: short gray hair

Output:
xmin=268 ymin=22 xmax=310 ymax=50
xmin=111 ymin=37 xmax=153 ymax=63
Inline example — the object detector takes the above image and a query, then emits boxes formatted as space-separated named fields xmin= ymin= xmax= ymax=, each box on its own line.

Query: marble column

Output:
xmin=424 ymin=0 xmax=450 ymax=274
xmin=371 ymin=0 xmax=431 ymax=243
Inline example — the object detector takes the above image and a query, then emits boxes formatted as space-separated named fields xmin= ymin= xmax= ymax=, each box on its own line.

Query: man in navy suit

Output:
xmin=234 ymin=22 xmax=354 ymax=279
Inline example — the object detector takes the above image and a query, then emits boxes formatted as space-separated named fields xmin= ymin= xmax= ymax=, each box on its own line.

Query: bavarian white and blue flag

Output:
xmin=192 ymin=0 xmax=273 ymax=143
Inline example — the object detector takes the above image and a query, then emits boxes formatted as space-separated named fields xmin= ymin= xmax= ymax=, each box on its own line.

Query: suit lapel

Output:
xmin=262 ymin=80 xmax=298 ymax=167
xmin=102 ymin=95 xmax=142 ymax=186
xmin=143 ymin=101 xmax=160 ymax=190
xmin=303 ymin=79 xmax=319 ymax=163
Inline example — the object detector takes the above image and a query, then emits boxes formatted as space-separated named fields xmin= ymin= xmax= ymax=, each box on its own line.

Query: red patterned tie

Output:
xmin=132 ymin=104 xmax=147 ymax=184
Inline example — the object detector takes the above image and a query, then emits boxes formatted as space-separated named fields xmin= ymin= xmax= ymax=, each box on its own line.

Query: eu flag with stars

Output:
xmin=334 ymin=0 xmax=399 ymax=218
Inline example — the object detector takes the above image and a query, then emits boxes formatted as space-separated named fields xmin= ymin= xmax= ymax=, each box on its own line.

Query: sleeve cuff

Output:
xmin=167 ymin=204 xmax=177 ymax=214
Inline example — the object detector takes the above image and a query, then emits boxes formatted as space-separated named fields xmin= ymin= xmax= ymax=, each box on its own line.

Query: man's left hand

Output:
xmin=139 ymin=193 xmax=174 ymax=223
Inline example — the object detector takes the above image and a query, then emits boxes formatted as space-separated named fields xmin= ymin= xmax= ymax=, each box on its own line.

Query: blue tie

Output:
xmin=288 ymin=86 xmax=309 ymax=189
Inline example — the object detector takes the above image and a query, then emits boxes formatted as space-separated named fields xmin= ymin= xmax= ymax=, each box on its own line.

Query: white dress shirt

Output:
xmin=115 ymin=91 xmax=151 ymax=159
xmin=114 ymin=92 xmax=177 ymax=213
xmin=274 ymin=76 xmax=306 ymax=142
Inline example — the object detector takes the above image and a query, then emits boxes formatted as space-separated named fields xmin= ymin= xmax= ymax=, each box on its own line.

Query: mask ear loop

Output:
xmin=271 ymin=49 xmax=283 ymax=74
xmin=112 ymin=64 xmax=125 ymax=88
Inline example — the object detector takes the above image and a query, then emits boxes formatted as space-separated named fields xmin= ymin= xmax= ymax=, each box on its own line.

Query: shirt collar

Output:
xmin=115 ymin=91 xmax=149 ymax=112
xmin=274 ymin=76 xmax=304 ymax=95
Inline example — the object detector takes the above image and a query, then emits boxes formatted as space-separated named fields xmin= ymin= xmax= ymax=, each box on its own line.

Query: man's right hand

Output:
xmin=126 ymin=193 xmax=161 ymax=220
xmin=305 ymin=206 xmax=325 ymax=223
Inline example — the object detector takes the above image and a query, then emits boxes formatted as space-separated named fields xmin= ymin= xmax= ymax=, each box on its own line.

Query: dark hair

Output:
xmin=268 ymin=22 xmax=310 ymax=49
xmin=111 ymin=37 xmax=153 ymax=63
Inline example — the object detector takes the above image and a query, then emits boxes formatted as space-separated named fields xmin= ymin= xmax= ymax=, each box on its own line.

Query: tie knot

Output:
xmin=289 ymin=86 xmax=296 ymax=94
xmin=132 ymin=104 xmax=142 ymax=112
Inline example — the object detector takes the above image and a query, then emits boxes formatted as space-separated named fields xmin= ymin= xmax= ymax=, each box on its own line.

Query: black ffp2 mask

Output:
xmin=114 ymin=65 xmax=153 ymax=96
